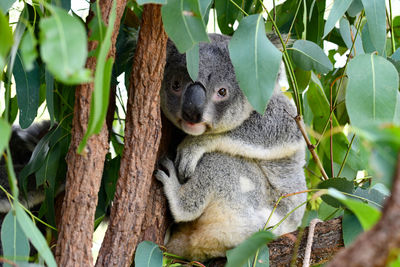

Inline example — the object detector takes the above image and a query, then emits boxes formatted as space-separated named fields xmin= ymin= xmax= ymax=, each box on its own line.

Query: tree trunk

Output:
xmin=327 ymin=154 xmax=400 ymax=267
xmin=95 ymin=4 xmax=168 ymax=267
xmin=55 ymin=1 xmax=127 ymax=266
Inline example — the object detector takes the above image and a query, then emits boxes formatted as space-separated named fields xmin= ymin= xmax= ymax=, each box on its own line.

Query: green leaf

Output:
xmin=346 ymin=54 xmax=399 ymax=129
xmin=215 ymin=0 xmax=241 ymax=35
xmin=229 ymin=14 xmax=282 ymax=114
xmin=1 ymin=211 xmax=30 ymax=266
xmin=39 ymin=7 xmax=91 ymax=84
xmin=0 ymin=118 xmax=11 ymax=155
xmin=342 ymin=210 xmax=363 ymax=246
xmin=45 ymin=69 xmax=55 ymax=126
xmin=253 ymin=245 xmax=269 ymax=267
xmin=199 ymin=0 xmax=212 ymax=24
xmin=186 ymin=43 xmax=199 ymax=81
xmin=13 ymin=53 xmax=40 ymax=129
xmin=0 ymin=0 xmax=15 ymax=13
xmin=161 ymin=0 xmax=209 ymax=53
xmin=0 ymin=10 xmax=13 ymax=71
xmin=226 ymin=231 xmax=275 ymax=267
xmin=78 ymin=1 xmax=116 ymax=153
xmin=290 ymin=40 xmax=333 ymax=74
xmin=15 ymin=203 xmax=56 ymax=267
xmin=293 ymin=67 xmax=311 ymax=93
xmin=361 ymin=22 xmax=376 ymax=53
xmin=20 ymin=28 xmax=38 ymax=71
xmin=328 ymin=188 xmax=381 ymax=230
xmin=323 ymin=0 xmax=354 ymax=38
xmin=393 ymin=48 xmax=400 ymax=61
xmin=361 ymin=0 xmax=386 ymax=55
xmin=347 ymin=0 xmax=363 ymax=17
xmin=134 ymin=241 xmax=163 ymax=267
xmin=339 ymin=17 xmax=364 ymax=56
xmin=318 ymin=177 xmax=354 ymax=208
xmin=137 ymin=0 xmax=167 ymax=4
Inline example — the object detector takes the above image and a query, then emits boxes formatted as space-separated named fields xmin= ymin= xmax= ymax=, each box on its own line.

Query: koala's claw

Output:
xmin=155 ymin=157 xmax=177 ymax=184
xmin=175 ymin=147 xmax=202 ymax=180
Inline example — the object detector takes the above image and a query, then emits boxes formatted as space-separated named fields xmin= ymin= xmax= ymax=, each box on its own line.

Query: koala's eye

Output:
xmin=217 ymin=88 xmax=227 ymax=98
xmin=171 ymin=80 xmax=181 ymax=92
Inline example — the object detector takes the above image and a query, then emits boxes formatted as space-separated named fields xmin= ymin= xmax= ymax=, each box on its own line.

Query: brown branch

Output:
xmin=95 ymin=4 xmax=168 ymax=267
xmin=327 ymin=154 xmax=400 ymax=267
xmin=209 ymin=217 xmax=344 ymax=267
xmin=55 ymin=1 xmax=127 ymax=266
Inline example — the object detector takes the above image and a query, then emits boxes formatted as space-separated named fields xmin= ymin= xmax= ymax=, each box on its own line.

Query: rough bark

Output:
xmin=95 ymin=4 xmax=168 ymax=267
xmin=208 ymin=217 xmax=344 ymax=267
xmin=327 ymin=154 xmax=400 ymax=267
xmin=55 ymin=1 xmax=127 ymax=266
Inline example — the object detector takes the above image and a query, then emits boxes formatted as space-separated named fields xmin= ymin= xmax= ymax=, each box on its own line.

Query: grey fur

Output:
xmin=155 ymin=33 xmax=307 ymax=261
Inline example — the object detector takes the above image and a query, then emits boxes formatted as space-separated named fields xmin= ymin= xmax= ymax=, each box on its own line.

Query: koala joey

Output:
xmin=155 ymin=34 xmax=307 ymax=261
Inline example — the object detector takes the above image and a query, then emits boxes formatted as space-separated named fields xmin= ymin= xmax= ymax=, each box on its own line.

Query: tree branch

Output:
xmin=95 ymin=4 xmax=168 ymax=266
xmin=55 ymin=1 xmax=127 ymax=265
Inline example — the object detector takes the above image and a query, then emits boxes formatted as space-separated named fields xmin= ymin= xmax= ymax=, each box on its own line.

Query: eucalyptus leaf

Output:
xmin=186 ymin=43 xmax=199 ymax=81
xmin=134 ymin=241 xmax=163 ymax=267
xmin=226 ymin=231 xmax=275 ymax=267
xmin=328 ymin=188 xmax=381 ymax=230
xmin=78 ymin=1 xmax=116 ymax=153
xmin=15 ymin=203 xmax=56 ymax=267
xmin=342 ymin=210 xmax=363 ymax=246
xmin=161 ymin=0 xmax=209 ymax=53
xmin=318 ymin=177 xmax=354 ymax=208
xmin=361 ymin=22 xmax=376 ymax=53
xmin=215 ymin=0 xmax=242 ymax=35
xmin=45 ymin=69 xmax=55 ymax=125
xmin=290 ymin=40 xmax=333 ymax=74
xmin=339 ymin=17 xmax=364 ymax=56
xmin=229 ymin=14 xmax=282 ymax=114
xmin=0 ymin=118 xmax=11 ymax=155
xmin=1 ymin=211 xmax=30 ymax=266
xmin=137 ymin=0 xmax=166 ymax=4
xmin=346 ymin=54 xmax=399 ymax=129
xmin=347 ymin=0 xmax=363 ymax=17
xmin=20 ymin=28 xmax=38 ymax=71
xmin=39 ymin=6 xmax=91 ymax=84
xmin=13 ymin=53 xmax=39 ymax=129
xmin=323 ymin=0 xmax=354 ymax=38
xmin=0 ymin=10 xmax=13 ymax=71
xmin=361 ymin=0 xmax=386 ymax=55
xmin=0 ymin=0 xmax=15 ymax=13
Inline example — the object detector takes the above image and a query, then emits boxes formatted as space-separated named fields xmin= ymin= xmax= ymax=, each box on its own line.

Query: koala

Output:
xmin=155 ymin=34 xmax=307 ymax=261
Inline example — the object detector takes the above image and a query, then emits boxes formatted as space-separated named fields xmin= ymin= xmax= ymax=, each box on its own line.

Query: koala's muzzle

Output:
xmin=182 ymin=83 xmax=206 ymax=123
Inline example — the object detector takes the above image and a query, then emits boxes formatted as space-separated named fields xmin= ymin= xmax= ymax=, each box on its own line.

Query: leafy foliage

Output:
xmin=0 ymin=0 xmax=400 ymax=266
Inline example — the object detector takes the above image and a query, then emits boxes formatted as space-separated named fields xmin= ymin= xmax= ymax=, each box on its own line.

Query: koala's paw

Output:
xmin=175 ymin=143 xmax=205 ymax=179
xmin=155 ymin=157 xmax=178 ymax=185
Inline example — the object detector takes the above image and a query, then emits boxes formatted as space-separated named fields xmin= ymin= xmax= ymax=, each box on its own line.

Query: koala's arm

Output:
xmin=155 ymin=157 xmax=211 ymax=222
xmin=176 ymin=94 xmax=304 ymax=177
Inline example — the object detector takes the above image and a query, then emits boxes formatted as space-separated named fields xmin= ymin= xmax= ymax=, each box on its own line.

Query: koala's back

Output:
xmin=166 ymin=150 xmax=307 ymax=260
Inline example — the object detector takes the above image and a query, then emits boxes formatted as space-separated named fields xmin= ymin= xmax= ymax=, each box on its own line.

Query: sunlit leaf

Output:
xmin=328 ymin=189 xmax=381 ymax=230
xmin=290 ymin=40 xmax=333 ymax=74
xmin=0 ymin=118 xmax=11 ymax=159
xmin=229 ymin=14 xmax=282 ymax=114
xmin=323 ymin=0 xmax=354 ymax=38
xmin=134 ymin=241 xmax=163 ymax=267
xmin=39 ymin=7 xmax=91 ymax=84
xmin=0 ymin=10 xmax=13 ymax=71
xmin=361 ymin=0 xmax=386 ymax=55
xmin=346 ymin=54 xmax=399 ymax=129
xmin=161 ymin=0 xmax=209 ymax=53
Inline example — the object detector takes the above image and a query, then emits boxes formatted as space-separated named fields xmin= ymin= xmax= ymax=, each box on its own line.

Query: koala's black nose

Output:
xmin=182 ymin=83 xmax=206 ymax=123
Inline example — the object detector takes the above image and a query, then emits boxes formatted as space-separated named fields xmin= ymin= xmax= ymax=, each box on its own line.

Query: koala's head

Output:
xmin=161 ymin=34 xmax=253 ymax=136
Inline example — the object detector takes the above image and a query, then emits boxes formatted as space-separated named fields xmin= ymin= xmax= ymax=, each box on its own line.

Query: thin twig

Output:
xmin=295 ymin=115 xmax=329 ymax=180
xmin=302 ymin=219 xmax=322 ymax=267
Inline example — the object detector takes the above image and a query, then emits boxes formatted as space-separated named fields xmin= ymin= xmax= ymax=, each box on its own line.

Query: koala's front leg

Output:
xmin=155 ymin=157 xmax=210 ymax=222
xmin=175 ymin=135 xmax=215 ymax=179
